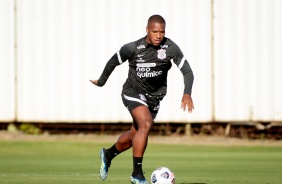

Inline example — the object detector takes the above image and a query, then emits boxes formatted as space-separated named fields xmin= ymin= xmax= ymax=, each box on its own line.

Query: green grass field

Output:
xmin=0 ymin=139 xmax=282 ymax=184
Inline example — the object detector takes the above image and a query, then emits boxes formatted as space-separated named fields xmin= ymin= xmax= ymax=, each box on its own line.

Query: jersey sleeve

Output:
xmin=97 ymin=42 xmax=135 ymax=86
xmin=171 ymin=44 xmax=194 ymax=95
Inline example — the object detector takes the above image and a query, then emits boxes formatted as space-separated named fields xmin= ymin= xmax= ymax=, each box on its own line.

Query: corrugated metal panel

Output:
xmin=16 ymin=0 xmax=212 ymax=122
xmin=0 ymin=0 xmax=15 ymax=121
xmin=4 ymin=0 xmax=281 ymax=123
xmin=149 ymin=0 xmax=213 ymax=122
xmin=213 ymin=0 xmax=282 ymax=121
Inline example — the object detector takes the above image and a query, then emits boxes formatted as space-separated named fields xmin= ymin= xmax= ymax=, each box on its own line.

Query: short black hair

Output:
xmin=147 ymin=15 xmax=166 ymax=26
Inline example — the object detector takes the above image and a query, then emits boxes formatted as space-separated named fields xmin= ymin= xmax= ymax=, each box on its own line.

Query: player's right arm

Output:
xmin=90 ymin=42 xmax=135 ymax=87
xmin=89 ymin=79 xmax=99 ymax=86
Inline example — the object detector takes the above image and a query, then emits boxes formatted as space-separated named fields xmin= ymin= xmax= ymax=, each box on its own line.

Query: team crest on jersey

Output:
xmin=157 ymin=49 xmax=166 ymax=60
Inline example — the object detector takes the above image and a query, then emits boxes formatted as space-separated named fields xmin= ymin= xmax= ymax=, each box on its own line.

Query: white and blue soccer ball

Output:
xmin=150 ymin=167 xmax=175 ymax=184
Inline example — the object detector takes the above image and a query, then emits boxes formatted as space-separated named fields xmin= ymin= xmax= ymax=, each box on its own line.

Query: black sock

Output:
xmin=132 ymin=156 xmax=143 ymax=177
xmin=105 ymin=144 xmax=121 ymax=163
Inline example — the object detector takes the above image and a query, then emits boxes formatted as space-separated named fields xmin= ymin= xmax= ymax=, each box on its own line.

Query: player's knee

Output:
xmin=139 ymin=119 xmax=153 ymax=132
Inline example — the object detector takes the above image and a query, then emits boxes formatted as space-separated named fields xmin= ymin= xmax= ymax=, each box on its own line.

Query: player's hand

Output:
xmin=181 ymin=94 xmax=194 ymax=113
xmin=90 ymin=79 xmax=99 ymax=86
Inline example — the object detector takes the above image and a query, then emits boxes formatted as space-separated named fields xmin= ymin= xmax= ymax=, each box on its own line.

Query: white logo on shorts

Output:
xmin=139 ymin=94 xmax=147 ymax=101
xmin=153 ymin=104 xmax=160 ymax=111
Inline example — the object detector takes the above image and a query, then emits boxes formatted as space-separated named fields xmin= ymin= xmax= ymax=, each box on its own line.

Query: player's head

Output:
xmin=146 ymin=15 xmax=166 ymax=46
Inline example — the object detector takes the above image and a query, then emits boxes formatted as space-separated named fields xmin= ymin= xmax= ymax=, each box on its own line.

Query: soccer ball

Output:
xmin=150 ymin=167 xmax=175 ymax=184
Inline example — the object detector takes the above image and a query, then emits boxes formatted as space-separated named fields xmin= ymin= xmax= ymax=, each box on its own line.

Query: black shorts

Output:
xmin=121 ymin=93 xmax=163 ymax=120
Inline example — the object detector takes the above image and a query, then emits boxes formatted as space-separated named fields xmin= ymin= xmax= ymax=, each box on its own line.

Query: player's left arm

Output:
xmin=179 ymin=61 xmax=194 ymax=113
xmin=171 ymin=44 xmax=194 ymax=113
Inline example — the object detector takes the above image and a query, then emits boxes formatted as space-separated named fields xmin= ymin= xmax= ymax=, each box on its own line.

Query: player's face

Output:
xmin=146 ymin=22 xmax=165 ymax=46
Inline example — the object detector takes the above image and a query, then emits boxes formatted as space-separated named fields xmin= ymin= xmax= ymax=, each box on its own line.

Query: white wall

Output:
xmin=0 ymin=0 xmax=281 ymax=123
xmin=213 ymin=0 xmax=282 ymax=121
xmin=14 ymin=0 xmax=212 ymax=122
xmin=0 ymin=0 xmax=15 ymax=121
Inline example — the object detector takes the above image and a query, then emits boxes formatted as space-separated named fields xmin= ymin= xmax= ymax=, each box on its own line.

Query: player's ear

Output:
xmin=146 ymin=26 xmax=148 ymax=34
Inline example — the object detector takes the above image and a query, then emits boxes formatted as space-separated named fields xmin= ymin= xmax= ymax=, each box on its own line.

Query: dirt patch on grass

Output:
xmin=0 ymin=130 xmax=281 ymax=147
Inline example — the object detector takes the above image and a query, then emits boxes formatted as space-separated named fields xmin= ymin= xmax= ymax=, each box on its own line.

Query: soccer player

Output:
xmin=90 ymin=14 xmax=194 ymax=184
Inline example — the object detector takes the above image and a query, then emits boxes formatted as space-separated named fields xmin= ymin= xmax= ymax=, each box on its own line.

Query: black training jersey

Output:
xmin=97 ymin=36 xmax=194 ymax=97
